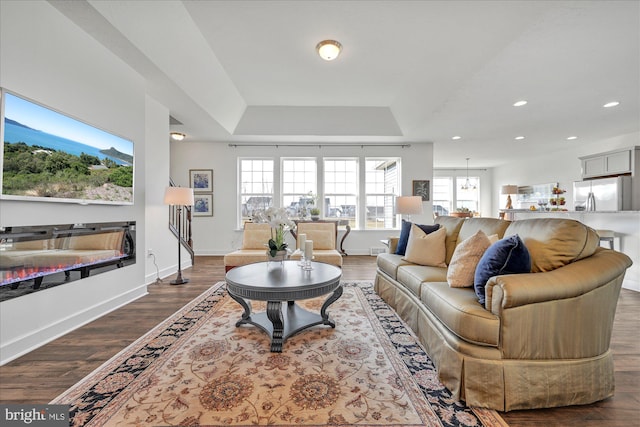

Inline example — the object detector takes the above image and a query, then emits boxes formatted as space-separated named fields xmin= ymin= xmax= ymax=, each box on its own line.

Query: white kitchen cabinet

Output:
xmin=580 ymin=147 xmax=638 ymax=178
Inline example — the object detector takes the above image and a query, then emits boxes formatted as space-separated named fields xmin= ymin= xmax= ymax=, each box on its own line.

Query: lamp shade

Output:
xmin=501 ymin=185 xmax=518 ymax=195
xmin=396 ymin=196 xmax=423 ymax=215
xmin=164 ymin=187 xmax=194 ymax=206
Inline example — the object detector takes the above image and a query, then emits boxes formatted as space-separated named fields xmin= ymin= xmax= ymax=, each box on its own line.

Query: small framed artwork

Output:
xmin=412 ymin=180 xmax=430 ymax=201
xmin=193 ymin=194 xmax=213 ymax=217
xmin=189 ymin=169 xmax=213 ymax=193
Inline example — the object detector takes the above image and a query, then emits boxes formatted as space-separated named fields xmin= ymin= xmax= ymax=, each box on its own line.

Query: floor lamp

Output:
xmin=164 ymin=186 xmax=195 ymax=285
xmin=396 ymin=196 xmax=423 ymax=221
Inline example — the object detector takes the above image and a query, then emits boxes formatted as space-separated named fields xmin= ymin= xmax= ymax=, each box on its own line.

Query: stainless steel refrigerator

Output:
xmin=573 ymin=176 xmax=632 ymax=211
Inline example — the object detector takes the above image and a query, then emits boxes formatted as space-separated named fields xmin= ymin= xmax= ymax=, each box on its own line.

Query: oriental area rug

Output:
xmin=52 ymin=282 xmax=507 ymax=427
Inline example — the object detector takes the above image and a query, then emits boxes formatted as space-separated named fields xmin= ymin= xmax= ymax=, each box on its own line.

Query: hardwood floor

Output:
xmin=0 ymin=255 xmax=638 ymax=426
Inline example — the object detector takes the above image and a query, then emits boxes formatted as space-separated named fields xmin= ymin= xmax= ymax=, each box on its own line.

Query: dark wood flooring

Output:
xmin=0 ymin=256 xmax=638 ymax=426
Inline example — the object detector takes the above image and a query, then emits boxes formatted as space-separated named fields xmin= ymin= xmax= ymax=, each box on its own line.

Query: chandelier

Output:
xmin=460 ymin=158 xmax=477 ymax=190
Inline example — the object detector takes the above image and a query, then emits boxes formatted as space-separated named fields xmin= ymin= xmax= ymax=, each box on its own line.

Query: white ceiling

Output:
xmin=51 ymin=0 xmax=639 ymax=168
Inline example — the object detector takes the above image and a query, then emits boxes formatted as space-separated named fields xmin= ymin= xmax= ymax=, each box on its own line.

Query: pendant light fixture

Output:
xmin=460 ymin=158 xmax=477 ymax=190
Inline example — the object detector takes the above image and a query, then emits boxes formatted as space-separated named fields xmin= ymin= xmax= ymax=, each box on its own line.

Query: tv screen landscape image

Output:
xmin=1 ymin=89 xmax=134 ymax=205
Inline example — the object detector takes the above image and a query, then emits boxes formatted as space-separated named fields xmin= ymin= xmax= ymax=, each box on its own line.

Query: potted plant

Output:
xmin=252 ymin=207 xmax=295 ymax=259
xmin=309 ymin=207 xmax=321 ymax=221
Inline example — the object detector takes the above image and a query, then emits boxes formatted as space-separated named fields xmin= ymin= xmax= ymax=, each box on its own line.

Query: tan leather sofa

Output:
xmin=374 ymin=216 xmax=632 ymax=411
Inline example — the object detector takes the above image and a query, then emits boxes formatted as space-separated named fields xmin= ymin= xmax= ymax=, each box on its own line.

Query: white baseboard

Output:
xmin=0 ymin=284 xmax=148 ymax=366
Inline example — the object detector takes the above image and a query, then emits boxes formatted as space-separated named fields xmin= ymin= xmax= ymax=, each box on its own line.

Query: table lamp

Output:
xmin=396 ymin=196 xmax=423 ymax=221
xmin=501 ymin=185 xmax=518 ymax=210
xmin=164 ymin=186 xmax=195 ymax=285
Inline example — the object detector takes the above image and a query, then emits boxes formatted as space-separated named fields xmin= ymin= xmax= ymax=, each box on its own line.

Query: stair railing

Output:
xmin=168 ymin=178 xmax=194 ymax=265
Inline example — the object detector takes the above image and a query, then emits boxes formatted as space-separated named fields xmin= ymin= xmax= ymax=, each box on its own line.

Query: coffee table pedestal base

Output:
xmin=229 ymin=286 xmax=343 ymax=352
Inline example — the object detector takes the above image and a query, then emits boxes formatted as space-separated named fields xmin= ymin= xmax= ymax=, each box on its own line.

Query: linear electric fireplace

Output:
xmin=0 ymin=221 xmax=135 ymax=302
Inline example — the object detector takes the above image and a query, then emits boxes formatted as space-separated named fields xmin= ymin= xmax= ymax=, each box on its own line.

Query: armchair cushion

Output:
xmin=296 ymin=222 xmax=336 ymax=250
xmin=242 ymin=223 xmax=272 ymax=249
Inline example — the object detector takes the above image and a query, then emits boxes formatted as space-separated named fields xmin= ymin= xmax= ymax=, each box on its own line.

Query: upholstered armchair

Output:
xmin=223 ymin=222 xmax=273 ymax=272
xmin=290 ymin=221 xmax=343 ymax=267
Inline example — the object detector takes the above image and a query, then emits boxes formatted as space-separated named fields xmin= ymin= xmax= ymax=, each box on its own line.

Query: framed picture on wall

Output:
xmin=189 ymin=169 xmax=213 ymax=193
xmin=412 ymin=180 xmax=430 ymax=201
xmin=193 ymin=194 xmax=213 ymax=217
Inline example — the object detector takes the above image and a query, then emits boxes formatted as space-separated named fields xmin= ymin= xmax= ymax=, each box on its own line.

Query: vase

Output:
xmin=266 ymin=249 xmax=288 ymax=267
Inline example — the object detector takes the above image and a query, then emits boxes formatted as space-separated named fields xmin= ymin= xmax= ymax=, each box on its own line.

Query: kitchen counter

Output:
xmin=500 ymin=210 xmax=639 ymax=292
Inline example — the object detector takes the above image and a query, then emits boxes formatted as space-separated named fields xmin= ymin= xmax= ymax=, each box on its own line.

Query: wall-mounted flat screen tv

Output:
xmin=1 ymin=89 xmax=134 ymax=205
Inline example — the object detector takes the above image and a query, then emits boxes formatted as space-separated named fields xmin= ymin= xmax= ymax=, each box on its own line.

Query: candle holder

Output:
xmin=302 ymin=259 xmax=313 ymax=271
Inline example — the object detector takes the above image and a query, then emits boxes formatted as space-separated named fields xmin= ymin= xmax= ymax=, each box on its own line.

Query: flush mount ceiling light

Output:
xmin=316 ymin=40 xmax=342 ymax=61
xmin=515 ymin=136 xmax=525 ymax=140
xmin=170 ymin=132 xmax=186 ymax=141
xmin=567 ymin=136 xmax=578 ymax=140
xmin=603 ymin=101 xmax=620 ymax=108
xmin=513 ymin=100 xmax=528 ymax=107
xmin=451 ymin=135 xmax=462 ymax=140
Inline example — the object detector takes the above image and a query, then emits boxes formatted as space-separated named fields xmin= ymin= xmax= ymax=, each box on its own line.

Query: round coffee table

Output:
xmin=225 ymin=260 xmax=343 ymax=352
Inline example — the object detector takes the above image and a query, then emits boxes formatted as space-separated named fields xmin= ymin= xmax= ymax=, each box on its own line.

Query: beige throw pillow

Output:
xmin=447 ymin=230 xmax=492 ymax=288
xmin=403 ymin=224 xmax=447 ymax=267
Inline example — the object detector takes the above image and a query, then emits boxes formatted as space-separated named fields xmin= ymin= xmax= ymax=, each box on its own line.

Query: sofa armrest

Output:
xmin=387 ymin=237 xmax=399 ymax=254
xmin=485 ymin=248 xmax=632 ymax=313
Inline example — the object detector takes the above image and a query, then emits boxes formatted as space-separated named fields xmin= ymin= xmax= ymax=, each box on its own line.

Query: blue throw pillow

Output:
xmin=474 ymin=234 xmax=531 ymax=305
xmin=395 ymin=220 xmax=440 ymax=255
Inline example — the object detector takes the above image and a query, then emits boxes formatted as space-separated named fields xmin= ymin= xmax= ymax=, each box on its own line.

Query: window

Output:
xmin=324 ymin=158 xmax=358 ymax=227
xmin=456 ymin=176 xmax=479 ymax=212
xmin=365 ymin=158 xmax=400 ymax=229
xmin=432 ymin=175 xmax=480 ymax=216
xmin=239 ymin=159 xmax=273 ymax=223
xmin=282 ymin=158 xmax=317 ymax=217
xmin=433 ymin=177 xmax=452 ymax=216
xmin=238 ymin=156 xmax=402 ymax=230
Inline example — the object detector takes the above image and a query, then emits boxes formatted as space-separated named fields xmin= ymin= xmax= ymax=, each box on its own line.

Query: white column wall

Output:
xmin=0 ymin=1 xmax=148 ymax=364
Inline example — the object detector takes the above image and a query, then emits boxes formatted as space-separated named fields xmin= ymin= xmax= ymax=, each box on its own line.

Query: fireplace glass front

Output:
xmin=0 ymin=221 xmax=135 ymax=302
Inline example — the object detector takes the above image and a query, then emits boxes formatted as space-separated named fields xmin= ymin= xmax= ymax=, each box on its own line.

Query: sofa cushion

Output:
xmin=403 ymin=225 xmax=447 ymax=267
xmin=395 ymin=220 xmax=440 ymax=255
xmin=458 ymin=217 xmax=510 ymax=244
xmin=447 ymin=230 xmax=491 ymax=288
xmin=504 ymin=218 xmax=599 ymax=273
xmin=474 ymin=234 xmax=531 ymax=304
xmin=421 ymin=282 xmax=500 ymax=347
xmin=434 ymin=216 xmax=466 ymax=264
xmin=376 ymin=253 xmax=411 ymax=280
xmin=397 ymin=264 xmax=448 ymax=297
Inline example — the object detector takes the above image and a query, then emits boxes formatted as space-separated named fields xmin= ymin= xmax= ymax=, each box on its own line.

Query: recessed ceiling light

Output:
xmin=451 ymin=136 xmax=461 ymax=140
xmin=603 ymin=101 xmax=620 ymax=108
xmin=515 ymin=136 xmax=525 ymax=140
xmin=513 ymin=100 xmax=528 ymax=107
xmin=170 ymin=132 xmax=186 ymax=141
xmin=567 ymin=136 xmax=578 ymax=140
xmin=316 ymin=40 xmax=342 ymax=61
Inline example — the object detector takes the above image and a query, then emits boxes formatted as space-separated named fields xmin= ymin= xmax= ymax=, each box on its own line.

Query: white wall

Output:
xmin=170 ymin=142 xmax=434 ymax=255
xmin=144 ymin=95 xmax=186 ymax=284
xmin=0 ymin=1 xmax=148 ymax=364
xmin=492 ymin=132 xmax=640 ymax=211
